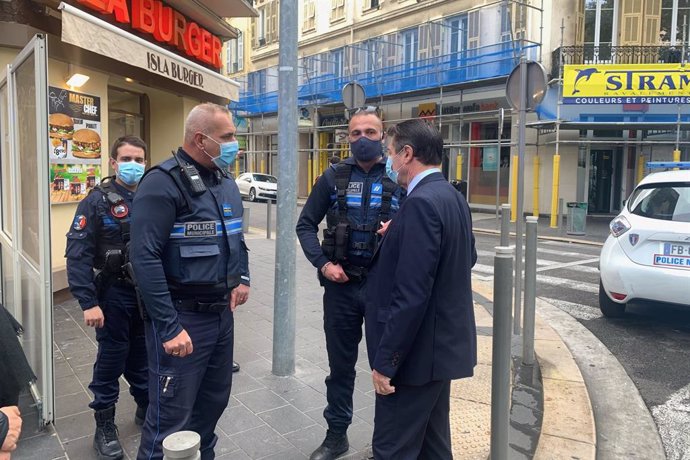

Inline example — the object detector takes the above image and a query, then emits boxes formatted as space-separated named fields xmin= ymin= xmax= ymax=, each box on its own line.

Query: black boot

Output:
xmin=232 ymin=361 xmax=240 ymax=373
xmin=93 ymin=406 xmax=124 ymax=460
xmin=309 ymin=430 xmax=349 ymax=460
xmin=134 ymin=404 xmax=147 ymax=426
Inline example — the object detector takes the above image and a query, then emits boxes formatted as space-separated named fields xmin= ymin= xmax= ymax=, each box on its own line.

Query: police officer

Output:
xmin=131 ymin=103 xmax=250 ymax=460
xmin=296 ymin=108 xmax=403 ymax=460
xmin=65 ymin=135 xmax=149 ymax=460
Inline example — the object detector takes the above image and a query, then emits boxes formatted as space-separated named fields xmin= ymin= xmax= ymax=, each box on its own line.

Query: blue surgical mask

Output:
xmin=203 ymin=134 xmax=239 ymax=170
xmin=117 ymin=161 xmax=145 ymax=186
xmin=350 ymin=137 xmax=383 ymax=162
xmin=386 ymin=151 xmax=403 ymax=184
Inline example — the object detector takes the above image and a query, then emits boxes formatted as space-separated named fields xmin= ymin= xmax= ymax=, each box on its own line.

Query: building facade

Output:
xmin=225 ymin=0 xmax=690 ymax=218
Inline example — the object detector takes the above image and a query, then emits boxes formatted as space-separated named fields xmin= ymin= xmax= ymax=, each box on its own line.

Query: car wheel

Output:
xmin=248 ymin=188 xmax=256 ymax=202
xmin=599 ymin=280 xmax=626 ymax=317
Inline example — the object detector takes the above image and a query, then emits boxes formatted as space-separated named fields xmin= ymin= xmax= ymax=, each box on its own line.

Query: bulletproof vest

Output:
xmin=92 ymin=177 xmax=131 ymax=271
xmin=325 ymin=162 xmax=397 ymax=265
xmin=152 ymin=156 xmax=245 ymax=296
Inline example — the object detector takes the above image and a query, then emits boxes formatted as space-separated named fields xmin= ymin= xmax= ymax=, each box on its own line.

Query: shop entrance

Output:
xmin=588 ymin=149 xmax=614 ymax=214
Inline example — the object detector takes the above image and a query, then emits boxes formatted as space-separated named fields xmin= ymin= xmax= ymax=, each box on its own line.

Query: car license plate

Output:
xmin=662 ymin=243 xmax=690 ymax=256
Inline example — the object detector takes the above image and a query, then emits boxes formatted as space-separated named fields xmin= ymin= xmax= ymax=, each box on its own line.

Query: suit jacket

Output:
xmin=364 ymin=172 xmax=477 ymax=385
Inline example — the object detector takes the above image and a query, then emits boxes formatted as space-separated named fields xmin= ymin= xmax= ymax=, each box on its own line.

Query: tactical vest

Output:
xmin=324 ymin=162 xmax=397 ymax=267
xmin=152 ymin=156 xmax=246 ymax=297
xmin=92 ymin=176 xmax=131 ymax=272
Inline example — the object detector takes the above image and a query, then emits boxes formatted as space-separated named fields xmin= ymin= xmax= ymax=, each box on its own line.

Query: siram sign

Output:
xmin=563 ymin=64 xmax=690 ymax=104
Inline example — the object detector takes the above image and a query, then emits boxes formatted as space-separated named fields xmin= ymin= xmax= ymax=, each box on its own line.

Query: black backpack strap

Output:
xmin=95 ymin=177 xmax=131 ymax=243
xmin=334 ymin=163 xmax=352 ymax=223
xmin=378 ymin=176 xmax=397 ymax=223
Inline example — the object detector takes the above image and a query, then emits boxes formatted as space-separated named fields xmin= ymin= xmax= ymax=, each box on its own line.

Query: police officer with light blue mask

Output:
xmin=65 ymin=135 xmax=149 ymax=460
xmin=296 ymin=107 xmax=404 ymax=460
xmin=131 ymin=103 xmax=250 ymax=460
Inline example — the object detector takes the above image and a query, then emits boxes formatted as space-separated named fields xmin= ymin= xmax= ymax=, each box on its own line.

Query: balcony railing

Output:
xmin=551 ymin=44 xmax=688 ymax=79
xmin=231 ymin=40 xmax=540 ymax=115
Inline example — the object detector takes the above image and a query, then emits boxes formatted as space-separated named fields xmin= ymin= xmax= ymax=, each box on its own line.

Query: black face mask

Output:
xmin=350 ymin=137 xmax=383 ymax=162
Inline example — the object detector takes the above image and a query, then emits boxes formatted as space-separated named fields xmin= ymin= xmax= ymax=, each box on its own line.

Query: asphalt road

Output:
xmin=241 ymin=198 xmax=690 ymax=458
xmin=473 ymin=233 xmax=690 ymax=460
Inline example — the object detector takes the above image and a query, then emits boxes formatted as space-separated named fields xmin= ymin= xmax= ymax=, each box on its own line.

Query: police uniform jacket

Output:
xmin=130 ymin=148 xmax=250 ymax=342
xmin=65 ymin=178 xmax=136 ymax=310
xmin=296 ymin=156 xmax=403 ymax=271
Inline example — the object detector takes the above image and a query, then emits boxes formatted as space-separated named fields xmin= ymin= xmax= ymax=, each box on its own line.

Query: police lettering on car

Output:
xmin=65 ymin=136 xmax=148 ymax=460
xmin=296 ymin=108 xmax=404 ymax=460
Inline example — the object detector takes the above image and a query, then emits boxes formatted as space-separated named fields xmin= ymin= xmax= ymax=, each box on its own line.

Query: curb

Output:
xmin=472 ymin=227 xmax=605 ymax=248
xmin=472 ymin=280 xmax=597 ymax=460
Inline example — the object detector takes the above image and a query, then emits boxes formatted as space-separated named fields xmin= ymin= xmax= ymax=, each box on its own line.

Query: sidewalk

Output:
xmin=15 ymin=228 xmax=597 ymax=459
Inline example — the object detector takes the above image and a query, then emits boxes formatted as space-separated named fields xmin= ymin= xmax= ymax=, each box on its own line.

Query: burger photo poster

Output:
xmin=48 ymin=86 xmax=102 ymax=204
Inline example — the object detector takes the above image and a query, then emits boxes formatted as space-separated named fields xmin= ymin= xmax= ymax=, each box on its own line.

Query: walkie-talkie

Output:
xmin=172 ymin=151 xmax=206 ymax=196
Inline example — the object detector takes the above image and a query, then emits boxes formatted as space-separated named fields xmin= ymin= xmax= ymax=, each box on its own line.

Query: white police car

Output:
xmin=599 ymin=163 xmax=690 ymax=317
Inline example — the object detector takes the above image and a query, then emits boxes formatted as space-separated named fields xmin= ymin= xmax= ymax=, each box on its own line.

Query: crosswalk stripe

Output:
xmin=475 ymin=251 xmax=599 ymax=274
xmin=539 ymin=297 xmax=602 ymax=320
xmin=472 ymin=264 xmax=599 ymax=293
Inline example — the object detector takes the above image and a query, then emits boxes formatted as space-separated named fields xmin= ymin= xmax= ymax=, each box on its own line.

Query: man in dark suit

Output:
xmin=365 ymin=119 xmax=477 ymax=458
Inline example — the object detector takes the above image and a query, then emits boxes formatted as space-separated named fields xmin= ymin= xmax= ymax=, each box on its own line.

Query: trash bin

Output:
xmin=566 ymin=202 xmax=587 ymax=235
xmin=242 ymin=206 xmax=250 ymax=233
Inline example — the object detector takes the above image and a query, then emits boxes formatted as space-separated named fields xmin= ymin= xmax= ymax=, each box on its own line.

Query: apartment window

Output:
xmin=331 ymin=0 xmax=345 ymax=22
xmin=226 ymin=32 xmax=244 ymax=74
xmin=584 ymin=0 xmax=615 ymax=47
xmin=660 ymin=0 xmax=690 ymax=44
xmin=252 ymin=1 xmax=280 ymax=47
xmin=303 ymin=0 xmax=316 ymax=32
xmin=331 ymin=49 xmax=343 ymax=79
xmin=365 ymin=0 xmax=380 ymax=10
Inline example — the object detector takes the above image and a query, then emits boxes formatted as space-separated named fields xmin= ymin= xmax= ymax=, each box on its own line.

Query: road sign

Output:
xmin=341 ymin=82 xmax=365 ymax=109
xmin=506 ymin=61 xmax=547 ymax=111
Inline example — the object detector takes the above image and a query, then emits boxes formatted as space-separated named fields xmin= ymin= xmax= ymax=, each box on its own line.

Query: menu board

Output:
xmin=48 ymin=86 xmax=102 ymax=203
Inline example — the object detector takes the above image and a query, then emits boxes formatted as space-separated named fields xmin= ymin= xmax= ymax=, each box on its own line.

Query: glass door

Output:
xmin=0 ymin=34 xmax=54 ymax=425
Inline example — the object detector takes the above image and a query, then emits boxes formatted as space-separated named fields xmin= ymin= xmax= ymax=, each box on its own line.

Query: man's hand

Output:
xmin=372 ymin=369 xmax=395 ymax=395
xmin=377 ymin=219 xmax=391 ymax=236
xmin=0 ymin=406 xmax=22 ymax=452
xmin=83 ymin=306 xmax=104 ymax=328
xmin=322 ymin=262 xmax=349 ymax=283
xmin=229 ymin=284 xmax=250 ymax=312
xmin=162 ymin=329 xmax=193 ymax=357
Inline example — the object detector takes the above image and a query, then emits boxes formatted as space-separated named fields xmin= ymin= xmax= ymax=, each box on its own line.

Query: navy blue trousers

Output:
xmin=321 ymin=277 xmax=366 ymax=434
xmin=373 ymin=380 xmax=452 ymax=459
xmin=88 ymin=294 xmax=148 ymax=411
xmin=137 ymin=308 xmax=234 ymax=460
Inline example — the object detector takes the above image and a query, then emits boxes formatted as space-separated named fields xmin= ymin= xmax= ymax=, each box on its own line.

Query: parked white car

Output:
xmin=599 ymin=168 xmax=690 ymax=317
xmin=235 ymin=173 xmax=277 ymax=202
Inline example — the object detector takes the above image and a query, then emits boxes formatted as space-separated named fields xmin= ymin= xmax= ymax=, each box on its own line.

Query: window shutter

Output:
xmin=575 ymin=0 xmax=585 ymax=44
xmin=643 ymin=0 xmax=661 ymax=45
xmin=621 ymin=0 xmax=643 ymax=45
xmin=238 ymin=32 xmax=244 ymax=71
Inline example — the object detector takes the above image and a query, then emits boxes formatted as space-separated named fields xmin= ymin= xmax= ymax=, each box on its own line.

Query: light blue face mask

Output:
xmin=117 ymin=161 xmax=145 ymax=186
xmin=203 ymin=134 xmax=239 ymax=170
xmin=386 ymin=149 xmax=404 ymax=184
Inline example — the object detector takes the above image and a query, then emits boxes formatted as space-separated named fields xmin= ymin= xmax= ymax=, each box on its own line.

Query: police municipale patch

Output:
xmin=73 ymin=215 xmax=87 ymax=231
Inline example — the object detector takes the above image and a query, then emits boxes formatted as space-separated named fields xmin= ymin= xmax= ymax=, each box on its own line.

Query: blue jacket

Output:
xmin=364 ymin=172 xmax=477 ymax=384
xmin=296 ymin=156 xmax=403 ymax=270
xmin=130 ymin=149 xmax=250 ymax=342
xmin=65 ymin=178 xmax=136 ymax=310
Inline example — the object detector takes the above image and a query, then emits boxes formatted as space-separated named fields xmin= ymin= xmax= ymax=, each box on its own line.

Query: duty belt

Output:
xmin=343 ymin=264 xmax=368 ymax=282
xmin=173 ymin=298 xmax=227 ymax=313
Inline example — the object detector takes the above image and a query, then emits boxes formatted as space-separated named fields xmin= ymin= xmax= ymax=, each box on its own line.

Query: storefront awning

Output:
xmin=59 ymin=3 xmax=239 ymax=102
xmin=165 ymin=0 xmax=258 ymax=37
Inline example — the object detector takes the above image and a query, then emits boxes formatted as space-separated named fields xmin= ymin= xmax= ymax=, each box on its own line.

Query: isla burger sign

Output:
xmin=76 ymin=0 xmax=223 ymax=69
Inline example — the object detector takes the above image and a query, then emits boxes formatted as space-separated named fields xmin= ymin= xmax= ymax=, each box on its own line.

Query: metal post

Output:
xmin=523 ymin=217 xmax=538 ymax=366
xmin=272 ymin=0 xmax=298 ymax=377
xmin=500 ymin=204 xmax=511 ymax=247
xmin=496 ymin=108 xmax=504 ymax=224
xmin=162 ymin=431 xmax=200 ymax=460
xmin=491 ymin=246 xmax=514 ymax=460
xmin=266 ymin=199 xmax=272 ymax=239
xmin=514 ymin=56 xmax=527 ymax=335
xmin=558 ymin=198 xmax=565 ymax=234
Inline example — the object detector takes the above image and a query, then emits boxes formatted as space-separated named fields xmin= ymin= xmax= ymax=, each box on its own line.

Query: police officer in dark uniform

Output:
xmin=130 ymin=103 xmax=250 ymax=460
xmin=296 ymin=108 xmax=403 ymax=459
xmin=65 ymin=135 xmax=149 ymax=460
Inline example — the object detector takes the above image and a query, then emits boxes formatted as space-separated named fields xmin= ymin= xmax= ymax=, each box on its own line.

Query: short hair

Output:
xmin=110 ymin=135 xmax=147 ymax=160
xmin=184 ymin=103 xmax=232 ymax=144
xmin=329 ymin=156 xmax=341 ymax=165
xmin=387 ymin=119 xmax=444 ymax=165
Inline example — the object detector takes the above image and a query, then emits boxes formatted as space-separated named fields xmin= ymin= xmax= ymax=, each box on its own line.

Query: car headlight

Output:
xmin=609 ymin=216 xmax=631 ymax=237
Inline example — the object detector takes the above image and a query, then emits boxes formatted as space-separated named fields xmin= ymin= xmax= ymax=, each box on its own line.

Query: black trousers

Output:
xmin=321 ymin=277 xmax=366 ymax=434
xmin=373 ymin=380 xmax=452 ymax=459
